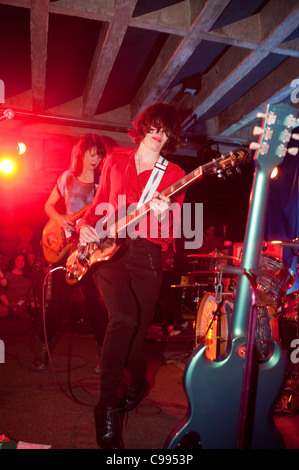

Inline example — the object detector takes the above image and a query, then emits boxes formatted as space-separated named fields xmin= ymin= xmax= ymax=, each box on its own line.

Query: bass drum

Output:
xmin=195 ymin=293 xmax=233 ymax=361
xmin=195 ymin=293 xmax=279 ymax=362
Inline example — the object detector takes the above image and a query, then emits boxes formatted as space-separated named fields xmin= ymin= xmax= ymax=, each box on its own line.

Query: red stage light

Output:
xmin=0 ymin=158 xmax=14 ymax=174
xmin=17 ymin=142 xmax=26 ymax=155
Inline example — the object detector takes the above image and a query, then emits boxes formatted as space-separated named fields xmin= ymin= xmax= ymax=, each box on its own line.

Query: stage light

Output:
xmin=270 ymin=167 xmax=278 ymax=178
xmin=0 ymin=158 xmax=14 ymax=174
xmin=17 ymin=142 xmax=26 ymax=155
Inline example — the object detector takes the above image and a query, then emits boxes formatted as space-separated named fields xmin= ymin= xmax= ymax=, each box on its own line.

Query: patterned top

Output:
xmin=56 ymin=170 xmax=98 ymax=214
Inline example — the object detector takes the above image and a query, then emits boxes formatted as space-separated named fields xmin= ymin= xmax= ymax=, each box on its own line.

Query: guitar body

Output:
xmin=65 ymin=236 xmax=121 ymax=284
xmin=165 ymin=340 xmax=288 ymax=449
xmin=42 ymin=204 xmax=91 ymax=263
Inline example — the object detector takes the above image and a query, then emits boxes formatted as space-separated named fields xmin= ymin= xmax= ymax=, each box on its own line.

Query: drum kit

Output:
xmin=171 ymin=240 xmax=299 ymax=363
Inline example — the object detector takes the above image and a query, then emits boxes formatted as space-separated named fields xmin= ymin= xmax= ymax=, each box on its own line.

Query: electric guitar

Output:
xmin=65 ymin=149 xmax=249 ymax=284
xmin=165 ymin=103 xmax=299 ymax=449
xmin=42 ymin=204 xmax=91 ymax=263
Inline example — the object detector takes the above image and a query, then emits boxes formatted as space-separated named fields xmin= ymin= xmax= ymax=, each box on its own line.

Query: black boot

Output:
xmin=94 ymin=403 xmax=124 ymax=449
xmin=123 ymin=379 xmax=149 ymax=412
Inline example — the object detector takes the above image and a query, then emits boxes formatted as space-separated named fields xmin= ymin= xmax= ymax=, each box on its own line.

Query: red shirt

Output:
xmin=78 ymin=148 xmax=186 ymax=251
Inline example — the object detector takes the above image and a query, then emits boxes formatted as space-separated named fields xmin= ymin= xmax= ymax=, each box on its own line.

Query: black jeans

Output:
xmin=93 ymin=237 xmax=163 ymax=407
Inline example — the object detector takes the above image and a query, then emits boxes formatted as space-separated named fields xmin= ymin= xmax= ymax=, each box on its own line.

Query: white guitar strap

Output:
xmin=137 ymin=155 xmax=168 ymax=208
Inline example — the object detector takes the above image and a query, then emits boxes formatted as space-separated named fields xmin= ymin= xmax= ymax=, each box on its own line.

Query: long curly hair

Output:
xmin=70 ymin=133 xmax=107 ymax=179
xmin=128 ymin=103 xmax=182 ymax=156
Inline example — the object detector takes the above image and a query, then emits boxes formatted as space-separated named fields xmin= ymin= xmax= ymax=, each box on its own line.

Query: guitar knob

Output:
xmin=216 ymin=170 xmax=226 ymax=180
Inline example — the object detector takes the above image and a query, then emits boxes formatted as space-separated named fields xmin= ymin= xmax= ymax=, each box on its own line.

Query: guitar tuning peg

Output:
xmin=256 ymin=112 xmax=267 ymax=119
xmin=292 ymin=133 xmax=299 ymax=140
xmin=249 ymin=142 xmax=260 ymax=150
xmin=216 ymin=170 xmax=226 ymax=180
xmin=288 ymin=147 xmax=299 ymax=156
xmin=253 ymin=126 xmax=263 ymax=136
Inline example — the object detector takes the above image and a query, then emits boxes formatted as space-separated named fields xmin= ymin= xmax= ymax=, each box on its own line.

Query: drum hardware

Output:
xmin=268 ymin=238 xmax=299 ymax=248
xmin=196 ymin=300 xmax=223 ymax=350
xmin=195 ymin=292 xmax=233 ymax=361
xmin=170 ymin=283 xmax=208 ymax=319
xmin=195 ymin=271 xmax=229 ymax=360
xmin=276 ymin=289 xmax=299 ymax=414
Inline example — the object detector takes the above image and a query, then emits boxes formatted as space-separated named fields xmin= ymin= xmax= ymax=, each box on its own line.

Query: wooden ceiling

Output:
xmin=0 ymin=0 xmax=299 ymax=153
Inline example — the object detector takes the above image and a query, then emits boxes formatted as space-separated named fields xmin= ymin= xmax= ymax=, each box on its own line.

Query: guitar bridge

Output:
xmin=78 ymin=244 xmax=90 ymax=265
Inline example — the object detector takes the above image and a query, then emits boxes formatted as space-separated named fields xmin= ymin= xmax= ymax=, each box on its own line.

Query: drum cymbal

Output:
xmin=184 ymin=270 xmax=237 ymax=278
xmin=171 ymin=284 xmax=199 ymax=288
xmin=186 ymin=253 xmax=239 ymax=261
xmin=184 ymin=270 xmax=218 ymax=275
xmin=269 ymin=239 xmax=299 ymax=248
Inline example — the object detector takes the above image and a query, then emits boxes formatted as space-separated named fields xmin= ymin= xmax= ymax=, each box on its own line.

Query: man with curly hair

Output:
xmin=78 ymin=103 xmax=185 ymax=449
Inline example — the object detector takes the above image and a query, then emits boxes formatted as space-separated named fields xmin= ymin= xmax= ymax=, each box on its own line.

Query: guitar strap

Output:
xmin=137 ymin=155 xmax=168 ymax=208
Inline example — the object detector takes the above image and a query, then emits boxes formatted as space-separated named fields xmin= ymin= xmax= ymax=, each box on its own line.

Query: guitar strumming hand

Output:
xmin=79 ymin=224 xmax=99 ymax=245
xmin=57 ymin=214 xmax=75 ymax=232
xmin=79 ymin=192 xmax=171 ymax=245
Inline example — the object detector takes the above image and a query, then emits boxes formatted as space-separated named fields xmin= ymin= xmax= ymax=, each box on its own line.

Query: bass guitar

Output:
xmin=42 ymin=204 xmax=91 ymax=263
xmin=65 ymin=149 xmax=249 ymax=284
xmin=165 ymin=103 xmax=298 ymax=449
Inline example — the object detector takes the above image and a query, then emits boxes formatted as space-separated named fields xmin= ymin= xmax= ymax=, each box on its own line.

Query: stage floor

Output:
xmin=0 ymin=316 xmax=298 ymax=450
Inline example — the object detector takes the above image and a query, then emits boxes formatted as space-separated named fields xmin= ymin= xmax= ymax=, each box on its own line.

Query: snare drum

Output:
xmin=257 ymin=254 xmax=296 ymax=306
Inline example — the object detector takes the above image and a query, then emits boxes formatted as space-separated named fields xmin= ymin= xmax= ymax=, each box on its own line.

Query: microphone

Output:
xmin=0 ymin=109 xmax=14 ymax=121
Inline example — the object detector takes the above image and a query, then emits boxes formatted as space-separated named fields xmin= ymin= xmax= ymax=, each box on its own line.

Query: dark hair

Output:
xmin=70 ymin=133 xmax=107 ymax=177
xmin=6 ymin=253 xmax=31 ymax=278
xmin=128 ymin=103 xmax=182 ymax=156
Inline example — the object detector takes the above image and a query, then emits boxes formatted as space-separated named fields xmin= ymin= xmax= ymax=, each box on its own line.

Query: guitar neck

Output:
xmin=232 ymin=168 xmax=270 ymax=338
xmin=114 ymin=149 xmax=248 ymax=236
xmin=232 ymin=103 xmax=299 ymax=339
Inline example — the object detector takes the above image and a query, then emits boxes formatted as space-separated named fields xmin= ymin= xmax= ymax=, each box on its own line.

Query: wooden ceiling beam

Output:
xmin=82 ymin=0 xmax=138 ymax=117
xmin=181 ymin=3 xmax=299 ymax=131
xmin=217 ymin=57 xmax=299 ymax=136
xmin=130 ymin=0 xmax=231 ymax=120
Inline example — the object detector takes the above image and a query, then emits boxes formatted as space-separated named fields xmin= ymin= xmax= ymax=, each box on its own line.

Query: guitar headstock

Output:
xmin=204 ymin=148 xmax=251 ymax=180
xmin=249 ymin=103 xmax=299 ymax=174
